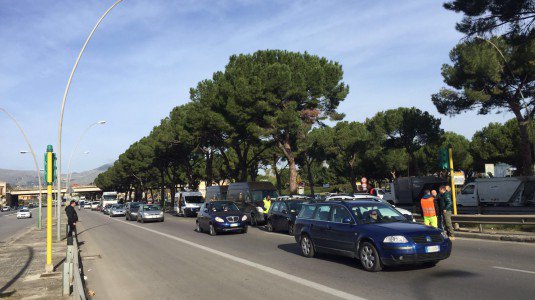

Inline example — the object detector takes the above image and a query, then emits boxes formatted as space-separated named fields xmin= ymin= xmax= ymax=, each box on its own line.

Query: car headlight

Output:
xmin=383 ymin=235 xmax=409 ymax=243
xmin=441 ymin=230 xmax=449 ymax=239
xmin=256 ymin=207 xmax=264 ymax=213
xmin=241 ymin=215 xmax=248 ymax=221
xmin=215 ymin=217 xmax=224 ymax=223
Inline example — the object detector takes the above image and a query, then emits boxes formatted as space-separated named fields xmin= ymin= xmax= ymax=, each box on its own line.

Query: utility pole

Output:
xmin=45 ymin=145 xmax=57 ymax=273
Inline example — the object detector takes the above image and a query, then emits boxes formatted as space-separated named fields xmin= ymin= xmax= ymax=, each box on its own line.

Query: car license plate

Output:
xmin=425 ymin=245 xmax=440 ymax=253
xmin=230 ymin=223 xmax=238 ymax=227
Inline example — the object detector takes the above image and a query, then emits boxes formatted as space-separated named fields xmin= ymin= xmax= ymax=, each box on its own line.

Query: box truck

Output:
xmin=457 ymin=177 xmax=535 ymax=207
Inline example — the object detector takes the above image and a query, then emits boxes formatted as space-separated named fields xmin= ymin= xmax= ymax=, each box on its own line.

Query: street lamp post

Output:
xmin=1 ymin=108 xmax=43 ymax=229
xmin=65 ymin=121 xmax=106 ymax=198
xmin=56 ymin=0 xmax=122 ymax=242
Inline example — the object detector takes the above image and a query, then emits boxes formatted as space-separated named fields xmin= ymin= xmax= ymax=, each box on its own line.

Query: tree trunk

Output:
xmin=349 ymin=167 xmax=358 ymax=194
xmin=160 ymin=168 xmax=166 ymax=207
xmin=306 ymin=159 xmax=315 ymax=195
xmin=272 ymin=154 xmax=282 ymax=194
xmin=205 ymin=150 xmax=213 ymax=187
xmin=278 ymin=138 xmax=297 ymax=194
xmin=518 ymin=120 xmax=533 ymax=175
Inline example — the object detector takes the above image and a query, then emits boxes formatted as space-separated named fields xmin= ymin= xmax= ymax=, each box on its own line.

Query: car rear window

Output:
xmin=298 ymin=204 xmax=316 ymax=219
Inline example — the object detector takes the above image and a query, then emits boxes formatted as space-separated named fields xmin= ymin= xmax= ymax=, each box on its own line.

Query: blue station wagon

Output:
xmin=294 ymin=200 xmax=452 ymax=272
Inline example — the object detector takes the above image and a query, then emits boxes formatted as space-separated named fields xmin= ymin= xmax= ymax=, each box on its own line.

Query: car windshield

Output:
xmin=252 ymin=190 xmax=279 ymax=202
xmin=185 ymin=196 xmax=204 ymax=203
xmin=211 ymin=202 xmax=239 ymax=212
xmin=350 ymin=203 xmax=407 ymax=224
xmin=114 ymin=205 xmax=124 ymax=209
xmin=142 ymin=205 xmax=161 ymax=211
xmin=287 ymin=201 xmax=304 ymax=213
xmin=19 ymin=209 xmax=29 ymax=212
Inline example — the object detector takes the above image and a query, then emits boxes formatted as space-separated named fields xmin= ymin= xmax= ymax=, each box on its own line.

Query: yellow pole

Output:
xmin=448 ymin=146 xmax=458 ymax=215
xmin=45 ymin=149 xmax=53 ymax=273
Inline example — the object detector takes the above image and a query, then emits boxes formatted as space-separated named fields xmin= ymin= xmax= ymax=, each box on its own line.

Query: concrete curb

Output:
xmin=456 ymin=231 xmax=535 ymax=243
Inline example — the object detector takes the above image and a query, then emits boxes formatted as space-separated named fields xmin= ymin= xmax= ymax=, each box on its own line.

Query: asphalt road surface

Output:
xmin=77 ymin=210 xmax=535 ymax=300
xmin=0 ymin=208 xmax=38 ymax=243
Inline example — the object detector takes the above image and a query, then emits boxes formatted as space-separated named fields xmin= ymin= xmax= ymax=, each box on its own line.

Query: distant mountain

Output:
xmin=0 ymin=163 xmax=112 ymax=188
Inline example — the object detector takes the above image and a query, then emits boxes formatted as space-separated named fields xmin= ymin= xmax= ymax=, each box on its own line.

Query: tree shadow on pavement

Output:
xmin=76 ymin=222 xmax=113 ymax=236
xmin=0 ymin=246 xmax=33 ymax=296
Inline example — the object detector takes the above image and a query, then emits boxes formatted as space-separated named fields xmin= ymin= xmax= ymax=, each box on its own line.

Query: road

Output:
xmin=77 ymin=209 xmax=535 ymax=300
xmin=0 ymin=208 xmax=38 ymax=243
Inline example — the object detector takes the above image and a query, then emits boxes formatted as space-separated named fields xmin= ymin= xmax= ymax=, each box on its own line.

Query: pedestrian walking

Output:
xmin=262 ymin=195 xmax=272 ymax=221
xmin=65 ymin=200 xmax=78 ymax=237
xmin=420 ymin=190 xmax=438 ymax=228
xmin=432 ymin=189 xmax=443 ymax=230
xmin=439 ymin=186 xmax=455 ymax=240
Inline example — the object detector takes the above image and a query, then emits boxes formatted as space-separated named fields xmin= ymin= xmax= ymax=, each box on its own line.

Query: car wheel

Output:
xmin=250 ymin=214 xmax=257 ymax=226
xmin=288 ymin=222 xmax=294 ymax=235
xmin=359 ymin=242 xmax=383 ymax=272
xmin=209 ymin=224 xmax=217 ymax=236
xmin=196 ymin=221 xmax=203 ymax=233
xmin=140 ymin=217 xmax=144 ymax=223
xmin=242 ymin=226 xmax=248 ymax=234
xmin=266 ymin=220 xmax=274 ymax=232
xmin=161 ymin=218 xmax=164 ymax=222
xmin=300 ymin=234 xmax=315 ymax=258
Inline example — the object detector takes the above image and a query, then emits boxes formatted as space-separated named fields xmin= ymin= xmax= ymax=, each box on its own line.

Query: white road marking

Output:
xmin=102 ymin=215 xmax=366 ymax=300
xmin=492 ymin=266 xmax=535 ymax=275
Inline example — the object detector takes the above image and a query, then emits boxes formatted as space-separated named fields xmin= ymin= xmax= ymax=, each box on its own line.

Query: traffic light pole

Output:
xmin=45 ymin=145 xmax=55 ymax=273
xmin=448 ymin=146 xmax=458 ymax=215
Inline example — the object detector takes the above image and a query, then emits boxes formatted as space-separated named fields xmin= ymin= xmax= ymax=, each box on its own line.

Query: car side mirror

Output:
xmin=342 ymin=217 xmax=353 ymax=224
xmin=204 ymin=209 xmax=208 ymax=213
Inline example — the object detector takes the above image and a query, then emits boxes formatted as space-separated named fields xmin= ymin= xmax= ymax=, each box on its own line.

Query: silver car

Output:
xmin=137 ymin=204 xmax=164 ymax=223
xmin=109 ymin=204 xmax=126 ymax=217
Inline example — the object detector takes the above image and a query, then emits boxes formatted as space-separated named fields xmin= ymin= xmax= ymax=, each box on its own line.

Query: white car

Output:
xmin=326 ymin=195 xmax=416 ymax=222
xmin=17 ymin=208 xmax=32 ymax=219
xmin=1 ymin=206 xmax=10 ymax=212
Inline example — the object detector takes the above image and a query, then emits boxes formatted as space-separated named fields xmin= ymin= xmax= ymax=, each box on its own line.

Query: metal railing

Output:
xmin=451 ymin=214 xmax=535 ymax=233
xmin=63 ymin=234 xmax=86 ymax=299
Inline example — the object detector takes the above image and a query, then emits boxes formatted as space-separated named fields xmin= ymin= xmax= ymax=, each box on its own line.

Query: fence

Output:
xmin=451 ymin=214 xmax=535 ymax=233
xmin=62 ymin=234 xmax=86 ymax=299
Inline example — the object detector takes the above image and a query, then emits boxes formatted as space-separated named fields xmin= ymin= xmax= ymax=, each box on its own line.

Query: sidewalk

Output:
xmin=0 ymin=216 xmax=67 ymax=299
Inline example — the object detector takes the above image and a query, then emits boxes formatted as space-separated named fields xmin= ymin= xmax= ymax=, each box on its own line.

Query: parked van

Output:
xmin=174 ymin=191 xmax=204 ymax=217
xmin=205 ymin=185 xmax=229 ymax=201
xmin=227 ymin=182 xmax=278 ymax=226
xmin=457 ymin=177 xmax=535 ymax=207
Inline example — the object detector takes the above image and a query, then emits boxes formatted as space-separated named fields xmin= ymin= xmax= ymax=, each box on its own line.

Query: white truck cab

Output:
xmin=174 ymin=191 xmax=204 ymax=217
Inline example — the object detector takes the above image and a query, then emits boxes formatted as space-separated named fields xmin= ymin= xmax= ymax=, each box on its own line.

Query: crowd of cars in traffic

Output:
xmin=83 ymin=185 xmax=451 ymax=272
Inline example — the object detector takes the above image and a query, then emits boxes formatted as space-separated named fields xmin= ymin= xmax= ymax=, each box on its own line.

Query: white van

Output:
xmin=174 ymin=191 xmax=204 ymax=217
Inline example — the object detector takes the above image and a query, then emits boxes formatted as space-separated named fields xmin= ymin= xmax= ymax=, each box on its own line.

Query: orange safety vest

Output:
xmin=421 ymin=197 xmax=436 ymax=217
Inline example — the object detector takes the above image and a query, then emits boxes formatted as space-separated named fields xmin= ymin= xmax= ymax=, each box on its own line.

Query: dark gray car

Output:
xmin=125 ymin=202 xmax=141 ymax=221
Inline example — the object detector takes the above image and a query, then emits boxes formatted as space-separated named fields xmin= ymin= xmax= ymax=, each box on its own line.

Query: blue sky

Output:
xmin=0 ymin=0 xmax=514 ymax=172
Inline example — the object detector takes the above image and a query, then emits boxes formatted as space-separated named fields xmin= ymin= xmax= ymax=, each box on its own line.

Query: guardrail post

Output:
xmin=63 ymin=243 xmax=74 ymax=296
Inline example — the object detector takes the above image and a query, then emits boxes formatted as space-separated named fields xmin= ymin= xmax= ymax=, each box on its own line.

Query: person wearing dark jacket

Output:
xmin=65 ymin=200 xmax=78 ymax=237
xmin=439 ymin=186 xmax=455 ymax=239
xmin=431 ymin=189 xmax=443 ymax=230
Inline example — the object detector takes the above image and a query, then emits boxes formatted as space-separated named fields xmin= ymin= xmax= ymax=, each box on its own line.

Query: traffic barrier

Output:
xmin=451 ymin=214 xmax=535 ymax=225
xmin=62 ymin=235 xmax=87 ymax=299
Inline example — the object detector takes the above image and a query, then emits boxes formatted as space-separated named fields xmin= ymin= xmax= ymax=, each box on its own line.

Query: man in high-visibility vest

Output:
xmin=420 ymin=190 xmax=438 ymax=228
xmin=262 ymin=195 xmax=272 ymax=220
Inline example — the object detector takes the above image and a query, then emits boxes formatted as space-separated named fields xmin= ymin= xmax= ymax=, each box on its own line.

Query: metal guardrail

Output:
xmin=451 ymin=214 xmax=535 ymax=225
xmin=62 ymin=235 xmax=87 ymax=299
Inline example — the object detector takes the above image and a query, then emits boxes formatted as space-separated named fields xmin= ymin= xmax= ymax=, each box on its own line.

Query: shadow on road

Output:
xmin=0 ymin=246 xmax=34 ymax=296
xmin=76 ymin=221 xmax=113 ymax=236
xmin=277 ymin=243 xmax=365 ymax=270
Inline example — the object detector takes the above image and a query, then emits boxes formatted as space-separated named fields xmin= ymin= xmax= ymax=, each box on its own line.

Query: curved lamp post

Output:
xmin=1 ymin=107 xmax=43 ymax=229
xmin=56 ymin=0 xmax=123 ymax=241
xmin=66 ymin=121 xmax=106 ymax=194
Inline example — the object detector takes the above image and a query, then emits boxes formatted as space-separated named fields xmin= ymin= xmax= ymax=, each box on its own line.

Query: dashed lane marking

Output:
xmin=492 ymin=266 xmax=535 ymax=275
